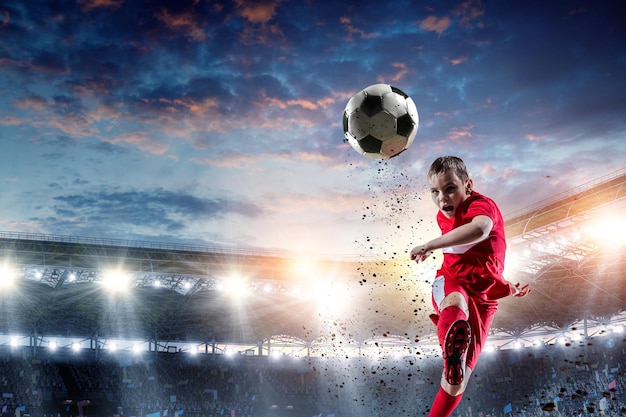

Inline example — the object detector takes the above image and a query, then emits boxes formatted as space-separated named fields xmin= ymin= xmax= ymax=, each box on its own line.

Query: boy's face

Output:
xmin=428 ymin=170 xmax=472 ymax=219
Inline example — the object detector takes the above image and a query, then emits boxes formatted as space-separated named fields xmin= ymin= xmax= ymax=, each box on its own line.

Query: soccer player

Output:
xmin=409 ymin=156 xmax=530 ymax=417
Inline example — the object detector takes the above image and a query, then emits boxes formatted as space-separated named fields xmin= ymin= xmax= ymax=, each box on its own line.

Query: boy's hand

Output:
xmin=410 ymin=245 xmax=432 ymax=263
xmin=510 ymin=282 xmax=531 ymax=297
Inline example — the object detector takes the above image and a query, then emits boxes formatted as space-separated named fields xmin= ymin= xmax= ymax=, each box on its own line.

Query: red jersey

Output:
xmin=435 ymin=191 xmax=511 ymax=301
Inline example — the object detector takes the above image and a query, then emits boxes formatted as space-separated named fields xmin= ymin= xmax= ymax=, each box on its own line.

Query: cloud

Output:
xmin=453 ymin=0 xmax=485 ymax=28
xmin=51 ymin=188 xmax=264 ymax=234
xmin=450 ymin=56 xmax=468 ymax=66
xmin=419 ymin=16 xmax=451 ymax=35
xmin=340 ymin=16 xmax=378 ymax=41
xmin=377 ymin=62 xmax=410 ymax=84
xmin=103 ymin=132 xmax=170 ymax=156
xmin=234 ymin=0 xmax=280 ymax=24
xmin=156 ymin=8 xmax=207 ymax=42
xmin=78 ymin=0 xmax=124 ymax=12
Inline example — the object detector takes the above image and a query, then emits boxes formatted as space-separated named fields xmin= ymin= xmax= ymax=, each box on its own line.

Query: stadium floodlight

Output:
xmin=513 ymin=340 xmax=523 ymax=350
xmin=107 ymin=343 xmax=118 ymax=352
xmin=483 ymin=344 xmax=496 ymax=354
xmin=68 ymin=273 xmax=76 ymax=282
xmin=222 ymin=275 xmax=250 ymax=299
xmin=132 ymin=345 xmax=142 ymax=354
xmin=48 ymin=341 xmax=58 ymax=351
xmin=101 ymin=269 xmax=131 ymax=292
xmin=72 ymin=342 xmax=81 ymax=352
xmin=9 ymin=337 xmax=19 ymax=348
xmin=0 ymin=262 xmax=17 ymax=288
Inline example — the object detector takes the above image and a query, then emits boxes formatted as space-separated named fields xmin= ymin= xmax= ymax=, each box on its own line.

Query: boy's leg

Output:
xmin=435 ymin=291 xmax=471 ymax=386
xmin=442 ymin=317 xmax=471 ymax=386
xmin=428 ymin=386 xmax=463 ymax=417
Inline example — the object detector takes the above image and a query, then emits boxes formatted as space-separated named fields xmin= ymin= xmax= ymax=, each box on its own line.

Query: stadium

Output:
xmin=0 ymin=168 xmax=624 ymax=417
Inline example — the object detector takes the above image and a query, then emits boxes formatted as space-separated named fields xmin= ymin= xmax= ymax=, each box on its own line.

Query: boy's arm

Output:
xmin=410 ymin=215 xmax=493 ymax=262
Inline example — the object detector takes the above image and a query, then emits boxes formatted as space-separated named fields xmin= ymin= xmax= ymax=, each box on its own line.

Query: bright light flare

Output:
xmin=290 ymin=259 xmax=322 ymax=282
xmin=583 ymin=211 xmax=626 ymax=247
xmin=312 ymin=282 xmax=351 ymax=315
xmin=220 ymin=275 xmax=251 ymax=299
xmin=0 ymin=262 xmax=17 ymax=288
xmin=101 ymin=269 xmax=131 ymax=292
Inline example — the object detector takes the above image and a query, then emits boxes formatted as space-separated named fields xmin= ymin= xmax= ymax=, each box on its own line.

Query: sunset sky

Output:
xmin=1 ymin=0 xmax=624 ymax=257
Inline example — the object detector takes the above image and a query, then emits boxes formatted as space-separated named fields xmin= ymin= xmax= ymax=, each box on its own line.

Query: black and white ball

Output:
xmin=343 ymin=83 xmax=419 ymax=160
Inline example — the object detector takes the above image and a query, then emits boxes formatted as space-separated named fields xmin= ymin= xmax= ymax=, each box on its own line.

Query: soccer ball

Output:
xmin=343 ymin=83 xmax=419 ymax=160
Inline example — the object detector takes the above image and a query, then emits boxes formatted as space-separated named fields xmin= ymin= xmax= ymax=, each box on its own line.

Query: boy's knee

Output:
xmin=441 ymin=292 xmax=469 ymax=315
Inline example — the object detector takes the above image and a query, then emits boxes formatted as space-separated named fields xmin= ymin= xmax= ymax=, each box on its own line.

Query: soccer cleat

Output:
xmin=443 ymin=320 xmax=471 ymax=386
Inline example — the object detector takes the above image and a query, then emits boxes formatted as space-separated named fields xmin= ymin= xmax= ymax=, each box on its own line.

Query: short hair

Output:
xmin=428 ymin=156 xmax=469 ymax=183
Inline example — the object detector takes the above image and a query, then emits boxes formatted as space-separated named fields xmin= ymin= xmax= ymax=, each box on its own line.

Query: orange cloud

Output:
xmin=257 ymin=90 xmax=318 ymax=110
xmin=104 ymin=132 xmax=169 ymax=156
xmin=156 ymin=8 xmax=207 ymax=42
xmin=234 ymin=0 xmax=280 ymax=24
xmin=0 ymin=117 xmax=25 ymax=126
xmin=15 ymin=96 xmax=49 ymax=111
xmin=450 ymin=56 xmax=468 ymax=66
xmin=448 ymin=124 xmax=474 ymax=141
xmin=377 ymin=62 xmax=409 ymax=84
xmin=526 ymin=134 xmax=544 ymax=141
xmin=419 ymin=16 xmax=451 ymax=35
xmin=78 ymin=0 xmax=124 ymax=12
xmin=340 ymin=16 xmax=378 ymax=41
xmin=453 ymin=0 xmax=485 ymax=28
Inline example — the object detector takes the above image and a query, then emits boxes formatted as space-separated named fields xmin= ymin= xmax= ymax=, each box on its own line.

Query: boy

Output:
xmin=409 ymin=156 xmax=529 ymax=417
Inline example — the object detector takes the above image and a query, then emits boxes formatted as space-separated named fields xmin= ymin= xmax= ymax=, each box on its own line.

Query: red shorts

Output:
xmin=432 ymin=275 xmax=499 ymax=370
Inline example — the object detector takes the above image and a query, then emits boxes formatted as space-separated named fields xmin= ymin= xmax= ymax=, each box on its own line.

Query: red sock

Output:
xmin=437 ymin=306 xmax=467 ymax=347
xmin=428 ymin=386 xmax=464 ymax=417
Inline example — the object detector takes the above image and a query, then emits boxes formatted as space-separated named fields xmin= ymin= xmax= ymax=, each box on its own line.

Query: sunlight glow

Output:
xmin=583 ymin=211 xmax=626 ymax=247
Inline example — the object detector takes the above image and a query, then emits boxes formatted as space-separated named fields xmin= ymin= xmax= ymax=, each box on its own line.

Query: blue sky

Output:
xmin=0 ymin=0 xmax=624 ymax=256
